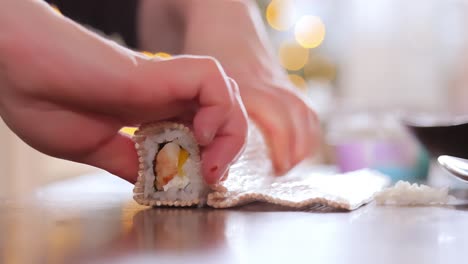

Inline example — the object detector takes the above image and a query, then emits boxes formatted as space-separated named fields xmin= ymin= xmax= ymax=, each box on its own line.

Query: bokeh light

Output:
xmin=288 ymin=74 xmax=307 ymax=90
xmin=266 ymin=0 xmax=295 ymax=31
xmin=154 ymin=52 xmax=172 ymax=59
xmin=120 ymin=127 xmax=137 ymax=136
xmin=304 ymin=53 xmax=336 ymax=81
xmin=50 ymin=4 xmax=62 ymax=15
xmin=294 ymin=15 xmax=326 ymax=49
xmin=141 ymin=51 xmax=155 ymax=58
xmin=141 ymin=51 xmax=172 ymax=59
xmin=279 ymin=42 xmax=309 ymax=71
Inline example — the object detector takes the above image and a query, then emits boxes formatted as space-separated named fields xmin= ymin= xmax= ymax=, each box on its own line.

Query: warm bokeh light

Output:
xmin=120 ymin=127 xmax=137 ymax=136
xmin=121 ymin=201 xmax=146 ymax=234
xmin=47 ymin=220 xmax=81 ymax=264
xmin=141 ymin=51 xmax=172 ymax=59
xmin=279 ymin=42 xmax=309 ymax=71
xmin=294 ymin=15 xmax=326 ymax=49
xmin=304 ymin=53 xmax=336 ymax=81
xmin=50 ymin=4 xmax=62 ymax=15
xmin=141 ymin=51 xmax=155 ymax=58
xmin=266 ymin=0 xmax=295 ymax=31
xmin=288 ymin=74 xmax=307 ymax=90
xmin=154 ymin=52 xmax=172 ymax=59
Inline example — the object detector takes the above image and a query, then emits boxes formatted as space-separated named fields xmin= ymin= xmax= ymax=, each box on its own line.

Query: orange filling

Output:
xmin=154 ymin=145 xmax=189 ymax=190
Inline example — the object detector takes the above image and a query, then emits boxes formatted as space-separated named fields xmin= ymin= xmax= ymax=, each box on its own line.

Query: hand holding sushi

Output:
xmin=0 ymin=0 xmax=247 ymax=184
xmin=180 ymin=0 xmax=321 ymax=174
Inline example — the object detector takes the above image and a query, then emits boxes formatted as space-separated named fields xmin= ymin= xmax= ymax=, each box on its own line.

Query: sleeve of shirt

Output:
xmin=44 ymin=0 xmax=139 ymax=48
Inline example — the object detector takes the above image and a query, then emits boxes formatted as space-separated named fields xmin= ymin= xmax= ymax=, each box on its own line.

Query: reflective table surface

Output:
xmin=1 ymin=173 xmax=468 ymax=264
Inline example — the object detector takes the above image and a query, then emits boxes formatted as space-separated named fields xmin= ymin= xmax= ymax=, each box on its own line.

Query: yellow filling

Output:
xmin=177 ymin=149 xmax=189 ymax=176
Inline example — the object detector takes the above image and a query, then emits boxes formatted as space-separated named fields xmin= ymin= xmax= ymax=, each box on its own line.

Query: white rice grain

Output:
xmin=375 ymin=181 xmax=453 ymax=206
xmin=140 ymin=127 xmax=207 ymax=203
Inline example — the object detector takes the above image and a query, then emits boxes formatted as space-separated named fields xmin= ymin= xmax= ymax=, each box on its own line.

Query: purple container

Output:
xmin=336 ymin=141 xmax=406 ymax=171
xmin=334 ymin=139 xmax=429 ymax=182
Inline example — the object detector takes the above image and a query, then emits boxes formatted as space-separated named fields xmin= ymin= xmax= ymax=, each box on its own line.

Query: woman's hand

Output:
xmin=181 ymin=0 xmax=320 ymax=174
xmin=0 ymin=0 xmax=247 ymax=184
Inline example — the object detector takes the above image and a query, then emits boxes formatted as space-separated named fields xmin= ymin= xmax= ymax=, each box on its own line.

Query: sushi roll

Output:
xmin=132 ymin=122 xmax=209 ymax=207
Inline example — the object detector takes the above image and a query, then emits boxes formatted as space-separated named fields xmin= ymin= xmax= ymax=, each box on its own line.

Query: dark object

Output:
xmin=44 ymin=0 xmax=140 ymax=48
xmin=404 ymin=116 xmax=468 ymax=159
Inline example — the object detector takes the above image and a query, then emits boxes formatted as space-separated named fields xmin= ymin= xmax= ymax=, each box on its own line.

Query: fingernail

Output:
xmin=206 ymin=164 xmax=228 ymax=185
xmin=209 ymin=165 xmax=219 ymax=173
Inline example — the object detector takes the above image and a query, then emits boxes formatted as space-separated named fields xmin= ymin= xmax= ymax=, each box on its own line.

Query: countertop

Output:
xmin=1 ymin=172 xmax=468 ymax=264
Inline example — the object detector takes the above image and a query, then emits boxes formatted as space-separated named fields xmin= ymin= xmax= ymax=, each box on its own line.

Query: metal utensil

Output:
xmin=438 ymin=155 xmax=468 ymax=182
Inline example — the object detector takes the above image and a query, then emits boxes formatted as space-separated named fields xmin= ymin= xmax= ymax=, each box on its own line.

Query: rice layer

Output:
xmin=133 ymin=122 xmax=208 ymax=207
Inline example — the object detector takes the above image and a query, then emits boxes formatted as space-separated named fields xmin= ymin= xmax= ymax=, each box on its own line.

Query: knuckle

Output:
xmin=174 ymin=55 xmax=221 ymax=73
xmin=196 ymin=57 xmax=235 ymax=109
xmin=199 ymin=56 xmax=222 ymax=71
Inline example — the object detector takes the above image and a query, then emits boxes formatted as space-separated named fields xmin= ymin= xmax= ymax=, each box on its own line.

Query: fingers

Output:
xmin=149 ymin=57 xmax=247 ymax=183
xmin=138 ymin=56 xmax=247 ymax=184
xmin=80 ymin=132 xmax=139 ymax=183
xmin=201 ymin=81 xmax=248 ymax=184
xmin=248 ymin=87 xmax=319 ymax=175
xmin=73 ymin=56 xmax=247 ymax=184
xmin=192 ymin=75 xmax=237 ymax=146
xmin=252 ymin=96 xmax=293 ymax=174
xmin=286 ymin=92 xmax=320 ymax=167
xmin=170 ymin=57 xmax=236 ymax=146
xmin=119 ymin=56 xmax=236 ymax=141
xmin=247 ymin=87 xmax=295 ymax=174
xmin=280 ymin=90 xmax=320 ymax=171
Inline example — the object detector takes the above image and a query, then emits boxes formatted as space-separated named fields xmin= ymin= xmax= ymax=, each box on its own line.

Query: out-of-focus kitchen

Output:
xmin=1 ymin=0 xmax=468 ymax=263
xmin=261 ymin=0 xmax=468 ymax=188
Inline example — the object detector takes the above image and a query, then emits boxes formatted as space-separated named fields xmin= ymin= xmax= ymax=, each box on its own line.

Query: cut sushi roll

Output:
xmin=132 ymin=122 xmax=209 ymax=207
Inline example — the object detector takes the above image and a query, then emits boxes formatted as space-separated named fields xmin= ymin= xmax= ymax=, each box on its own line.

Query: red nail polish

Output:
xmin=210 ymin=166 xmax=219 ymax=172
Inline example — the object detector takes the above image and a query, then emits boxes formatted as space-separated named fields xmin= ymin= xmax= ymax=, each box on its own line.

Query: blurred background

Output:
xmin=1 ymin=0 xmax=468 ymax=196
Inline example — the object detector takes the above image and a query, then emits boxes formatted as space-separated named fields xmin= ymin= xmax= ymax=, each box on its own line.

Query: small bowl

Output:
xmin=403 ymin=115 xmax=468 ymax=159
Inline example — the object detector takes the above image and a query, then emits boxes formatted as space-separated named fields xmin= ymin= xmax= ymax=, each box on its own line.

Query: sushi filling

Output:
xmin=153 ymin=142 xmax=190 ymax=191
